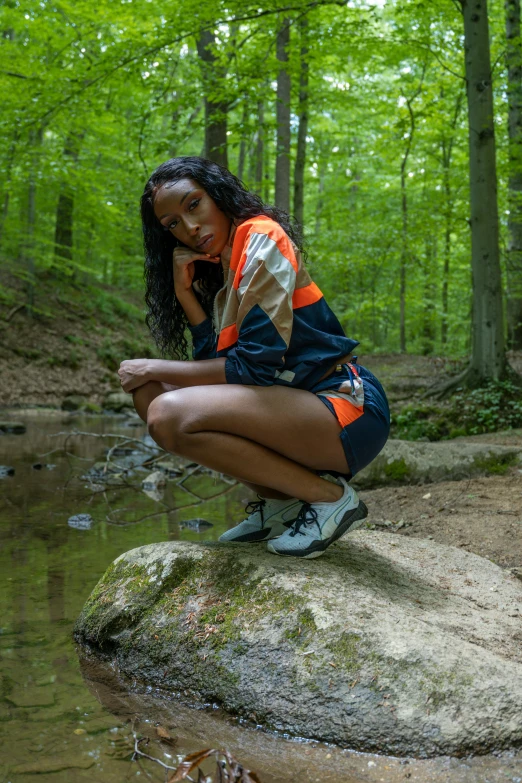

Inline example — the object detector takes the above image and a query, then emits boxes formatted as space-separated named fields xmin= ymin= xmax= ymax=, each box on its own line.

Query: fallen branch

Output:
xmin=130 ymin=727 xmax=261 ymax=782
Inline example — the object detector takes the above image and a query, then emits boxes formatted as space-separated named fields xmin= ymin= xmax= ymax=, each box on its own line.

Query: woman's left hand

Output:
xmin=118 ymin=359 xmax=151 ymax=393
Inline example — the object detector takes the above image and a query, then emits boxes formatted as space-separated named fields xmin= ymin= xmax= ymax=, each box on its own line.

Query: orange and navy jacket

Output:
xmin=188 ymin=216 xmax=359 ymax=390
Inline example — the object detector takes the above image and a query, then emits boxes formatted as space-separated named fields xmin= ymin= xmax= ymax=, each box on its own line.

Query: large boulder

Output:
xmin=75 ymin=537 xmax=522 ymax=758
xmin=353 ymin=438 xmax=522 ymax=487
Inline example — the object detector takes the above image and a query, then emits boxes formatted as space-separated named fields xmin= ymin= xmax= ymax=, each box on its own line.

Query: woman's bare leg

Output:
xmin=134 ymin=382 xmax=292 ymax=499
xmin=146 ymin=384 xmax=349 ymax=505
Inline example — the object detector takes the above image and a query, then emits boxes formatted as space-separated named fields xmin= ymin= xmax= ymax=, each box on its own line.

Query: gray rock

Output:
xmin=68 ymin=514 xmax=93 ymax=530
xmin=75 ymin=536 xmax=522 ymax=757
xmin=141 ymin=471 xmax=166 ymax=491
xmin=353 ymin=439 xmax=522 ymax=488
xmin=0 ymin=420 xmax=26 ymax=434
xmin=104 ymin=392 xmax=135 ymax=412
xmin=179 ymin=518 xmax=213 ymax=532
xmin=155 ymin=457 xmax=184 ymax=477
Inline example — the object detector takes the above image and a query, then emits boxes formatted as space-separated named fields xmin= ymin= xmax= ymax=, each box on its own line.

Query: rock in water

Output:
xmin=68 ymin=514 xmax=93 ymax=530
xmin=0 ymin=465 xmax=15 ymax=477
xmin=141 ymin=471 xmax=166 ymax=491
xmin=179 ymin=518 xmax=213 ymax=532
xmin=0 ymin=421 xmax=26 ymax=434
xmin=74 ymin=536 xmax=522 ymax=757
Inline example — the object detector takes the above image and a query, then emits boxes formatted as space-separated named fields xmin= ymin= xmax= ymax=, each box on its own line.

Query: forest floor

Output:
xmin=1 ymin=267 xmax=521 ymax=573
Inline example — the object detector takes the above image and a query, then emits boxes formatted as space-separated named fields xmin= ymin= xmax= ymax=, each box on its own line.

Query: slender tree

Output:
xmin=399 ymin=77 xmax=423 ymax=353
xmin=197 ymin=29 xmax=228 ymax=167
xmin=505 ymin=0 xmax=522 ymax=349
xmin=275 ymin=17 xmax=291 ymax=212
xmin=254 ymin=99 xmax=265 ymax=196
xmin=440 ymin=90 xmax=463 ymax=346
xmin=294 ymin=15 xmax=309 ymax=227
xmin=54 ymin=133 xmax=83 ymax=275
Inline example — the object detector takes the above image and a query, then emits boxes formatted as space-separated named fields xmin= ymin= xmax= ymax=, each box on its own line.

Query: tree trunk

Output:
xmin=441 ymin=162 xmax=451 ymax=347
xmin=462 ymin=0 xmax=506 ymax=380
xmin=505 ymin=0 xmax=522 ymax=349
xmin=54 ymin=133 xmax=83 ymax=277
xmin=441 ymin=91 xmax=463 ymax=346
xmin=25 ymin=128 xmax=43 ymax=316
xmin=399 ymin=96 xmax=417 ymax=353
xmin=237 ymin=102 xmax=249 ymax=182
xmin=254 ymin=100 xmax=264 ymax=197
xmin=0 ymin=134 xmax=18 ymax=246
xmin=275 ymin=18 xmax=291 ymax=212
xmin=422 ymin=234 xmax=437 ymax=355
xmin=293 ymin=16 xmax=309 ymax=227
xmin=315 ymin=160 xmax=326 ymax=234
xmin=197 ymin=29 xmax=228 ymax=168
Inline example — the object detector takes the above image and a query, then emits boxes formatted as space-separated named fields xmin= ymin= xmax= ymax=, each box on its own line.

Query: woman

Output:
xmin=118 ymin=156 xmax=390 ymax=559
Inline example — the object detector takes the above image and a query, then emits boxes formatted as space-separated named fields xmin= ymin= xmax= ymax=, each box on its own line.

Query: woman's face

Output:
xmin=153 ymin=178 xmax=232 ymax=257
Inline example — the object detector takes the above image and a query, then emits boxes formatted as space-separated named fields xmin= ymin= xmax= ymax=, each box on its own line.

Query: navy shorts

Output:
xmin=310 ymin=362 xmax=390 ymax=479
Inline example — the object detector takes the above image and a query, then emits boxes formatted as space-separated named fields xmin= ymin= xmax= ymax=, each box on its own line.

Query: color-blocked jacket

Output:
xmin=188 ymin=216 xmax=359 ymax=390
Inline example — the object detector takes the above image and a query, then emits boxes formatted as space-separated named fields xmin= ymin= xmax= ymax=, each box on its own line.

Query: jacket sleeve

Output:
xmin=224 ymin=227 xmax=297 ymax=386
xmin=188 ymin=317 xmax=217 ymax=361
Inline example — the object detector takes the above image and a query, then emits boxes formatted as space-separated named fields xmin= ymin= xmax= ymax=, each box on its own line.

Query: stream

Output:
xmin=1 ymin=410 xmax=521 ymax=783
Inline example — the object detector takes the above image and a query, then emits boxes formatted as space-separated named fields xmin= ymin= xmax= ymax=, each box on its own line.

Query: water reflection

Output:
xmin=0 ymin=412 xmax=246 ymax=781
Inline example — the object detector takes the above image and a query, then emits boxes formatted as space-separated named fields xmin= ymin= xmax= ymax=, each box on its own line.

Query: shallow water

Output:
xmin=1 ymin=411 xmax=521 ymax=783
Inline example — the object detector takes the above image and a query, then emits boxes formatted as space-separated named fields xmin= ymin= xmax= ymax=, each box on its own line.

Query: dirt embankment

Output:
xmin=0 ymin=269 xmax=157 ymax=408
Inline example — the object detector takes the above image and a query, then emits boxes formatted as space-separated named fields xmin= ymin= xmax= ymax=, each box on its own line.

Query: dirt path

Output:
xmin=363 ymin=470 xmax=522 ymax=569
xmin=361 ymin=429 xmax=522 ymax=570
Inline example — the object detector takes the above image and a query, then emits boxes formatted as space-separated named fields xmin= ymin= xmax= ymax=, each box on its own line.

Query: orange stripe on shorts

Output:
xmin=325 ymin=396 xmax=364 ymax=429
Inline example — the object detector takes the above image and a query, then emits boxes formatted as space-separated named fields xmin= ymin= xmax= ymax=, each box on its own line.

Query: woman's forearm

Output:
xmin=146 ymin=357 xmax=227 ymax=387
xmin=176 ymin=287 xmax=208 ymax=327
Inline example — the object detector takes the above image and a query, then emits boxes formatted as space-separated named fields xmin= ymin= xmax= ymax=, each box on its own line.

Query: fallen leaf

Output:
xmin=156 ymin=726 xmax=177 ymax=746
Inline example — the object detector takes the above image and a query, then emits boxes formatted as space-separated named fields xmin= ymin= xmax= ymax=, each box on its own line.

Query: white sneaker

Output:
xmin=219 ymin=496 xmax=303 ymax=543
xmin=266 ymin=478 xmax=367 ymax=558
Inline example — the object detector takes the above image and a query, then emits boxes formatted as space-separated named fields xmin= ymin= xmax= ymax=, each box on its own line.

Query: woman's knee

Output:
xmin=132 ymin=380 xmax=164 ymax=422
xmin=147 ymin=390 xmax=194 ymax=453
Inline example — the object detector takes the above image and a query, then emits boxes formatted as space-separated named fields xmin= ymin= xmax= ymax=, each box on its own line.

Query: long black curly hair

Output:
xmin=140 ymin=156 xmax=304 ymax=360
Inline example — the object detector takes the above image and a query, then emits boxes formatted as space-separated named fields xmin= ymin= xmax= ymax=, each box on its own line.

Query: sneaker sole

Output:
xmin=268 ymin=501 xmax=368 ymax=559
xmin=219 ymin=522 xmax=293 ymax=544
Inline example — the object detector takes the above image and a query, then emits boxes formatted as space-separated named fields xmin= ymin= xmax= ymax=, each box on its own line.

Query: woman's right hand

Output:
xmin=173 ymin=247 xmax=220 ymax=295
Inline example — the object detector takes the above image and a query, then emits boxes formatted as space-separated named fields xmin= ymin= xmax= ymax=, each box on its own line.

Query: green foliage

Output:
xmin=392 ymin=405 xmax=449 ymax=441
xmin=391 ymin=381 xmax=522 ymax=440
xmin=0 ymin=0 xmax=514 ymax=364
xmin=452 ymin=381 xmax=522 ymax=435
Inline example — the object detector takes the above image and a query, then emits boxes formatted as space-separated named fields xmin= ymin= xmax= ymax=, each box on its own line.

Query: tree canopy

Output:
xmin=1 ymin=0 xmax=519 ymax=369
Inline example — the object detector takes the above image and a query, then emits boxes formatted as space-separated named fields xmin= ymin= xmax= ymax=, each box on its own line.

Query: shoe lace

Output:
xmin=244 ymin=496 xmax=266 ymax=528
xmin=290 ymin=502 xmax=320 ymax=537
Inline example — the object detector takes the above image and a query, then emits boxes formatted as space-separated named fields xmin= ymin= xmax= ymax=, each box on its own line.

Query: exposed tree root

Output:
xmin=423 ymin=361 xmax=522 ymax=400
